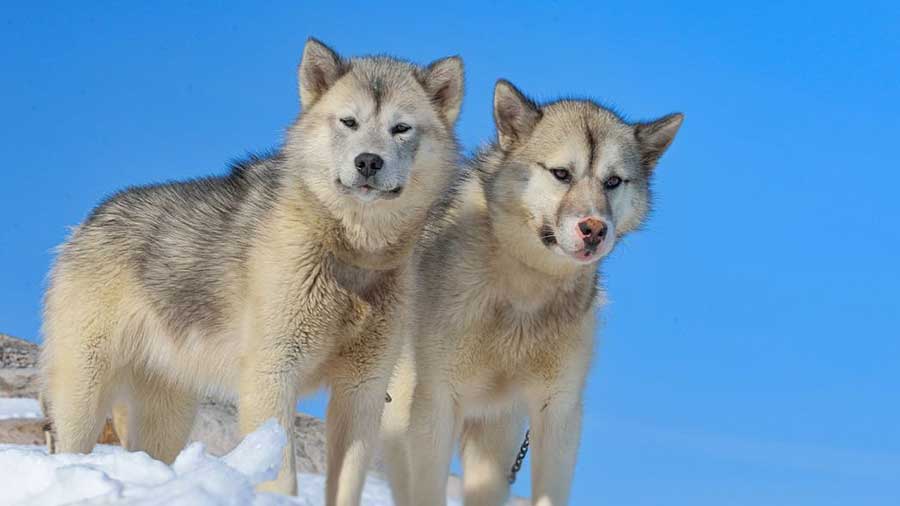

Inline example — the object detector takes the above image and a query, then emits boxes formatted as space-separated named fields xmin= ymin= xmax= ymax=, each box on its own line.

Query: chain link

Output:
xmin=507 ymin=429 xmax=530 ymax=484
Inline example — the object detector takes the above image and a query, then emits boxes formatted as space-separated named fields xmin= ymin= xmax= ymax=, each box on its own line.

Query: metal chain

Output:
xmin=507 ymin=429 xmax=530 ymax=484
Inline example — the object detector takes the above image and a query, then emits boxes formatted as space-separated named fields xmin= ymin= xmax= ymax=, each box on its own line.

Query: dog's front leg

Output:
xmin=527 ymin=389 xmax=583 ymax=506
xmin=239 ymin=361 xmax=299 ymax=495
xmin=325 ymin=374 xmax=390 ymax=506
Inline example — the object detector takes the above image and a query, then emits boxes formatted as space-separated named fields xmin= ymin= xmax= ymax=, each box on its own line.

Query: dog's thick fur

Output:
xmin=381 ymin=81 xmax=682 ymax=506
xmin=40 ymin=39 xmax=463 ymax=504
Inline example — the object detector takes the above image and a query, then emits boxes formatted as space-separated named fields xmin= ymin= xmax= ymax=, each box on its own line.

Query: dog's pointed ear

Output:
xmin=493 ymin=80 xmax=542 ymax=151
xmin=420 ymin=56 xmax=464 ymax=125
xmin=634 ymin=113 xmax=684 ymax=171
xmin=298 ymin=38 xmax=345 ymax=110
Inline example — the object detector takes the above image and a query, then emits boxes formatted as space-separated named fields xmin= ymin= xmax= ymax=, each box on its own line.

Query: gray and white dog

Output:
xmin=40 ymin=39 xmax=463 ymax=504
xmin=381 ymin=80 xmax=683 ymax=506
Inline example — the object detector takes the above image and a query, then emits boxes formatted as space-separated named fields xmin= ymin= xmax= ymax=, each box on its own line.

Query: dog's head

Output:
xmin=286 ymin=39 xmax=462 ymax=214
xmin=485 ymin=80 xmax=682 ymax=273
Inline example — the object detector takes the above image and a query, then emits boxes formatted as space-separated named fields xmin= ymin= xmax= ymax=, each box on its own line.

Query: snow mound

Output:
xmin=0 ymin=397 xmax=42 ymax=420
xmin=0 ymin=419 xmax=286 ymax=506
xmin=0 ymin=418 xmax=460 ymax=506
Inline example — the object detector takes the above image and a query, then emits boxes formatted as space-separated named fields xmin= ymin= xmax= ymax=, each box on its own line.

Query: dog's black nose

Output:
xmin=578 ymin=218 xmax=607 ymax=248
xmin=354 ymin=153 xmax=384 ymax=178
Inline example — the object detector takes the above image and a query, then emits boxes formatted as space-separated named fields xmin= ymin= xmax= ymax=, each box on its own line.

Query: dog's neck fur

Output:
xmin=486 ymin=213 xmax=598 ymax=310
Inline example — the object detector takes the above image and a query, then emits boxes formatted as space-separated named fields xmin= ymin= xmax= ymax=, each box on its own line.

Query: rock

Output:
xmin=0 ymin=368 xmax=39 ymax=398
xmin=0 ymin=334 xmax=40 ymax=398
xmin=290 ymin=410 xmax=330 ymax=475
xmin=189 ymin=398 xmax=332 ymax=475
xmin=0 ymin=334 xmax=39 ymax=369
xmin=0 ymin=417 xmax=47 ymax=445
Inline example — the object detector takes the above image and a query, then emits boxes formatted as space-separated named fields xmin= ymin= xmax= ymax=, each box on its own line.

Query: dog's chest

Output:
xmin=330 ymin=259 xmax=400 ymax=308
xmin=459 ymin=298 xmax=568 ymax=376
xmin=269 ymin=251 xmax=403 ymax=348
xmin=453 ymin=314 xmax=559 ymax=407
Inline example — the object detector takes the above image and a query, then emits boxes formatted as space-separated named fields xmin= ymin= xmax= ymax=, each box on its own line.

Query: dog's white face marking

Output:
xmin=489 ymin=80 xmax=683 ymax=272
xmin=323 ymin=77 xmax=431 ymax=203
xmin=295 ymin=44 xmax=462 ymax=202
xmin=280 ymin=41 xmax=463 ymax=251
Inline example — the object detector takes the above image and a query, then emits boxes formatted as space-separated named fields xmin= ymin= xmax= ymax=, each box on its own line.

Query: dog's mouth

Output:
xmin=336 ymin=180 xmax=404 ymax=201
xmin=538 ymin=224 xmax=557 ymax=246
xmin=568 ymin=246 xmax=600 ymax=263
xmin=538 ymin=223 xmax=606 ymax=264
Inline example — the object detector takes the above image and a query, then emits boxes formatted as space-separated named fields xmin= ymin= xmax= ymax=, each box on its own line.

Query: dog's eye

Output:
xmin=391 ymin=123 xmax=412 ymax=135
xmin=604 ymin=176 xmax=623 ymax=189
xmin=340 ymin=117 xmax=358 ymax=129
xmin=550 ymin=168 xmax=572 ymax=183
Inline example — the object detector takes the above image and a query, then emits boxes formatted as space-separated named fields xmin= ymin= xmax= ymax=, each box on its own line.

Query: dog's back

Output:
xmin=41 ymin=156 xmax=282 ymax=434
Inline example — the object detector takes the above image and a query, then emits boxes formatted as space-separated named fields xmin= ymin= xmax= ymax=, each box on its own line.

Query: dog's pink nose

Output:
xmin=577 ymin=217 xmax=607 ymax=248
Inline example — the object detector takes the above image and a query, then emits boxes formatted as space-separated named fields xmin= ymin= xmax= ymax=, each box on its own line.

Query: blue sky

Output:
xmin=2 ymin=2 xmax=899 ymax=504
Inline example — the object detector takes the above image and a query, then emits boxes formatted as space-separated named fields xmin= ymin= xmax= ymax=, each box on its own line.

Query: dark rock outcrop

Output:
xmin=0 ymin=334 xmax=40 ymax=399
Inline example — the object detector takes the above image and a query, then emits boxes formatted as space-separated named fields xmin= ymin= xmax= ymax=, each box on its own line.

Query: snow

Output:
xmin=0 ymin=397 xmax=42 ymax=420
xmin=0 ymin=417 xmax=461 ymax=506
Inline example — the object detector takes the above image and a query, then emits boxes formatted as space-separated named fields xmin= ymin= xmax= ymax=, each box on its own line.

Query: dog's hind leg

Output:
xmin=129 ymin=370 xmax=198 ymax=464
xmin=110 ymin=402 xmax=132 ymax=447
xmin=460 ymin=409 xmax=527 ymax=506
xmin=41 ymin=264 xmax=127 ymax=455
xmin=42 ymin=331 xmax=115 ymax=455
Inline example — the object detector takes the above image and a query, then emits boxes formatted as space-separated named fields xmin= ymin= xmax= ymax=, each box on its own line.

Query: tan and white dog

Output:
xmin=381 ymin=80 xmax=683 ymax=506
xmin=40 ymin=39 xmax=463 ymax=504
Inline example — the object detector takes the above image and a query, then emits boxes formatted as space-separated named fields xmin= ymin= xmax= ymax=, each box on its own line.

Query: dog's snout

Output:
xmin=354 ymin=153 xmax=384 ymax=178
xmin=577 ymin=217 xmax=607 ymax=247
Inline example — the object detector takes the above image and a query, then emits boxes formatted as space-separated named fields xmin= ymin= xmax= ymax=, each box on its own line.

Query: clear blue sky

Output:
xmin=2 ymin=2 xmax=898 ymax=504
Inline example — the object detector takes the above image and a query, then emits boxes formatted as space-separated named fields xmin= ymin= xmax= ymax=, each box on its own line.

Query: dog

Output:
xmin=40 ymin=38 xmax=463 ymax=504
xmin=381 ymin=79 xmax=683 ymax=506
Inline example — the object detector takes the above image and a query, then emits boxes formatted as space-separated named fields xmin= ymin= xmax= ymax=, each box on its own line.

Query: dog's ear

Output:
xmin=298 ymin=38 xmax=345 ymax=110
xmin=634 ymin=113 xmax=684 ymax=171
xmin=493 ymin=80 xmax=542 ymax=151
xmin=420 ymin=56 xmax=464 ymax=125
